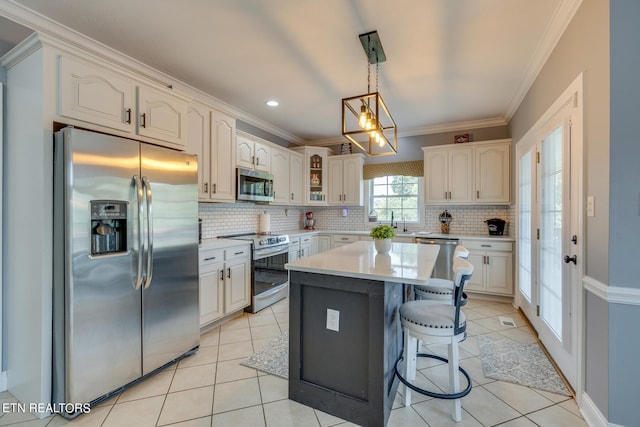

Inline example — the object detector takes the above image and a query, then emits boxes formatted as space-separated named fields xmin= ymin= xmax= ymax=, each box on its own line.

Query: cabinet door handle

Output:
xmin=220 ymin=270 xmax=224 ymax=280
xmin=204 ymin=256 xmax=217 ymax=261
xmin=213 ymin=183 xmax=217 ymax=194
xmin=227 ymin=267 xmax=231 ymax=278
xmin=251 ymin=155 xmax=255 ymax=165
xmin=234 ymin=251 xmax=245 ymax=255
xmin=481 ymin=244 xmax=492 ymax=248
xmin=291 ymin=192 xmax=294 ymax=200
xmin=486 ymin=256 xmax=490 ymax=265
xmin=449 ymin=191 xmax=452 ymax=199
xmin=256 ymin=157 xmax=260 ymax=166
xmin=125 ymin=108 xmax=132 ymax=124
xmin=444 ymin=191 xmax=447 ymax=200
xmin=203 ymin=183 xmax=208 ymax=193
xmin=140 ymin=113 xmax=146 ymax=128
xmin=477 ymin=190 xmax=480 ymax=199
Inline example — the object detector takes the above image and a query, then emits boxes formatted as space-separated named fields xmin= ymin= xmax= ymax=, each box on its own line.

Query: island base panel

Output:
xmin=289 ymin=271 xmax=404 ymax=427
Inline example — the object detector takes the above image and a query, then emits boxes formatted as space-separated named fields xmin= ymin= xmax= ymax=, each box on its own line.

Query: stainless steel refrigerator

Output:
xmin=52 ymin=127 xmax=200 ymax=415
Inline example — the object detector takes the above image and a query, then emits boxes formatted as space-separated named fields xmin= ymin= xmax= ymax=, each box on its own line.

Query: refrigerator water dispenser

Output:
xmin=90 ymin=200 xmax=127 ymax=256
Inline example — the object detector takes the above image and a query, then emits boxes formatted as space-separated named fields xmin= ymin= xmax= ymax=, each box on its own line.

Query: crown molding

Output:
xmin=503 ymin=0 xmax=584 ymax=121
xmin=298 ymin=116 xmax=508 ymax=147
xmin=0 ymin=0 xmax=304 ymax=145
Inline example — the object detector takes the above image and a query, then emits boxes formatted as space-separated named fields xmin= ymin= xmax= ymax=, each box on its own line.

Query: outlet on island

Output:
xmin=326 ymin=308 xmax=340 ymax=332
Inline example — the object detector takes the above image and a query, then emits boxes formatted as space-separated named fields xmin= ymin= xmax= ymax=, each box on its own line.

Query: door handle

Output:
xmin=133 ymin=175 xmax=144 ymax=290
xmin=140 ymin=112 xmax=146 ymax=128
xmin=564 ymin=255 xmax=577 ymax=265
xmin=142 ymin=176 xmax=154 ymax=288
xmin=125 ymin=108 xmax=132 ymax=124
xmin=227 ymin=267 xmax=231 ymax=278
xmin=204 ymin=182 xmax=208 ymax=193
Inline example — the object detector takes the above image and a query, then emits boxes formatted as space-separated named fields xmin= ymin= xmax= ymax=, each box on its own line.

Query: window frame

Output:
xmin=363 ymin=176 xmax=424 ymax=229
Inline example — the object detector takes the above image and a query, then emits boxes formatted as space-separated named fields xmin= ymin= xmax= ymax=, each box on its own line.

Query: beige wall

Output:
xmin=509 ymin=0 xmax=610 ymax=283
xmin=509 ymin=0 xmax=610 ymax=418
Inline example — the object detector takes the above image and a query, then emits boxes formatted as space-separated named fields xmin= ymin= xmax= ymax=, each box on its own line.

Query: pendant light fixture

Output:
xmin=342 ymin=31 xmax=397 ymax=156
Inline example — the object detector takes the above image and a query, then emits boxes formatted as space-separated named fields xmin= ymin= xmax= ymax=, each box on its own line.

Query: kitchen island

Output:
xmin=285 ymin=241 xmax=439 ymax=427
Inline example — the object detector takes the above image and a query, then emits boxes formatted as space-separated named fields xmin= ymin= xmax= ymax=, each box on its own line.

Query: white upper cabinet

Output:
xmin=209 ymin=109 xmax=236 ymax=202
xmin=289 ymin=152 xmax=303 ymax=205
xmin=475 ymin=143 xmax=510 ymax=204
xmin=236 ymin=133 xmax=270 ymax=172
xmin=186 ymin=102 xmax=236 ymax=202
xmin=58 ymin=54 xmax=187 ymax=149
xmin=187 ymin=103 xmax=209 ymax=199
xmin=136 ymin=84 xmax=187 ymax=148
xmin=290 ymin=146 xmax=330 ymax=206
xmin=328 ymin=154 xmax=364 ymax=206
xmin=271 ymin=147 xmax=291 ymax=205
xmin=424 ymin=147 xmax=473 ymax=204
xmin=423 ymin=139 xmax=511 ymax=205
xmin=59 ymin=55 xmax=135 ymax=134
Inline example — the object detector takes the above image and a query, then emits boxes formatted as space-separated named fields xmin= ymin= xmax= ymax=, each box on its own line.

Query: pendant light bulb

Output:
xmin=365 ymin=112 xmax=372 ymax=130
xmin=359 ymin=105 xmax=367 ymax=128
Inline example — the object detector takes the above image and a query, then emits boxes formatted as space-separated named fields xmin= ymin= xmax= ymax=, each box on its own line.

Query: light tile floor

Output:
xmin=0 ymin=298 xmax=588 ymax=427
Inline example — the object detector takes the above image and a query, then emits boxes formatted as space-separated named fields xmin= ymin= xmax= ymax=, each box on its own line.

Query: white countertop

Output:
xmin=307 ymin=229 xmax=514 ymax=241
xmin=199 ymin=238 xmax=251 ymax=251
xmin=285 ymin=240 xmax=440 ymax=286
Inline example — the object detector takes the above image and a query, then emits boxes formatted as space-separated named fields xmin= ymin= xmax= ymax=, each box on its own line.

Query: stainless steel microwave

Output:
xmin=236 ymin=168 xmax=274 ymax=202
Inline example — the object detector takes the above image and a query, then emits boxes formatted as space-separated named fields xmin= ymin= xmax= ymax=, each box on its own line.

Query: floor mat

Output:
xmin=240 ymin=332 xmax=288 ymax=379
xmin=477 ymin=335 xmax=570 ymax=396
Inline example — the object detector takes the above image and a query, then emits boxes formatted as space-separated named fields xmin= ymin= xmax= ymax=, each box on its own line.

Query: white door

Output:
xmin=516 ymin=85 xmax=583 ymax=390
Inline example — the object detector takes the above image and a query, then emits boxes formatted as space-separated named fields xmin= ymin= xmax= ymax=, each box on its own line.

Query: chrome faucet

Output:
xmin=390 ymin=211 xmax=397 ymax=229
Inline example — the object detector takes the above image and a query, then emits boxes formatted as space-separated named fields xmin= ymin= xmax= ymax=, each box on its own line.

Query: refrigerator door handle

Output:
xmin=134 ymin=175 xmax=144 ymax=290
xmin=142 ymin=176 xmax=154 ymax=288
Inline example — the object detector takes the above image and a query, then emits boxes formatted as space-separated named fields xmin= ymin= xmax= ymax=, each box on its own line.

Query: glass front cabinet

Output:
xmin=291 ymin=146 xmax=330 ymax=206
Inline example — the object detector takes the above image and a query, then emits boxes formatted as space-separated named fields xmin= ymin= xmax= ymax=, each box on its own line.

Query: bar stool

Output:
xmin=395 ymin=257 xmax=474 ymax=422
xmin=413 ymin=245 xmax=469 ymax=303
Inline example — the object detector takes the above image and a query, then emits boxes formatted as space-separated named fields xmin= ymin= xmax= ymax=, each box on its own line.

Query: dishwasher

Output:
xmin=415 ymin=237 xmax=460 ymax=280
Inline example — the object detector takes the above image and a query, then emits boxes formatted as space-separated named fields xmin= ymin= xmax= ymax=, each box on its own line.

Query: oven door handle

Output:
xmin=254 ymin=245 xmax=289 ymax=259
xmin=254 ymin=281 xmax=289 ymax=300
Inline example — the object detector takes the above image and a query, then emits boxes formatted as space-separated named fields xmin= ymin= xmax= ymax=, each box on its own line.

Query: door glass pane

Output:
xmin=540 ymin=126 xmax=563 ymax=339
xmin=518 ymin=151 xmax=532 ymax=301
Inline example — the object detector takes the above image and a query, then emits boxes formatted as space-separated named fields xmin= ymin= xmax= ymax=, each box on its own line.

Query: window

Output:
xmin=368 ymin=175 xmax=422 ymax=223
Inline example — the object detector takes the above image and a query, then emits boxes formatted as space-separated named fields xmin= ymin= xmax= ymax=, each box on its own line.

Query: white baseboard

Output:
xmin=581 ymin=393 xmax=608 ymax=427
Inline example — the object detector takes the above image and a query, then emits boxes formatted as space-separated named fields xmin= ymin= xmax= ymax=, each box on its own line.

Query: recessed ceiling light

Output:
xmin=266 ymin=100 xmax=279 ymax=107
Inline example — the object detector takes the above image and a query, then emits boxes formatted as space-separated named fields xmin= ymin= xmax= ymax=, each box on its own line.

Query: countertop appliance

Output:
xmin=304 ymin=211 xmax=316 ymax=230
xmin=52 ymin=127 xmax=200 ymax=417
xmin=439 ymin=210 xmax=453 ymax=234
xmin=414 ymin=236 xmax=460 ymax=281
xmin=219 ymin=233 xmax=289 ymax=312
xmin=486 ymin=218 xmax=507 ymax=235
xmin=236 ymin=168 xmax=274 ymax=202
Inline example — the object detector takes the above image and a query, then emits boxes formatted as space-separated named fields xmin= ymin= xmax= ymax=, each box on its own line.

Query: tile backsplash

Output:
xmin=199 ymin=203 xmax=515 ymax=238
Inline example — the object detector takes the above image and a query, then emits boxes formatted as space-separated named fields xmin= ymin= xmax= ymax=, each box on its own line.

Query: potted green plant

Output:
xmin=370 ymin=224 xmax=396 ymax=253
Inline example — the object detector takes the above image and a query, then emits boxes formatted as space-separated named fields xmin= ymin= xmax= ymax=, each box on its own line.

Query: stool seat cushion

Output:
xmin=400 ymin=300 xmax=465 ymax=337
xmin=415 ymin=278 xmax=454 ymax=297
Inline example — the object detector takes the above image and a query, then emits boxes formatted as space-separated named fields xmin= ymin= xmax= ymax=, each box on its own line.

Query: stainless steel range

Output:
xmin=219 ymin=233 xmax=290 ymax=313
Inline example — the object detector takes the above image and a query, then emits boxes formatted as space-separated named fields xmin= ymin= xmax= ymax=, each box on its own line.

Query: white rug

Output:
xmin=240 ymin=332 xmax=288 ymax=379
xmin=477 ymin=335 xmax=570 ymax=396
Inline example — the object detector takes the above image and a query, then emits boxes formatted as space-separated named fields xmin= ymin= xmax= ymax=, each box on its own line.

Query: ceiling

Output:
xmin=2 ymin=0 xmax=578 ymax=144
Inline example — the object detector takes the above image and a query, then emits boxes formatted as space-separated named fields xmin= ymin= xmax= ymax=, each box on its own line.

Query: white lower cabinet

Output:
xmin=461 ymin=239 xmax=513 ymax=296
xmin=289 ymin=234 xmax=316 ymax=261
xmin=332 ymin=234 xmax=361 ymax=248
xmin=317 ymin=235 xmax=332 ymax=253
xmin=199 ymin=244 xmax=251 ymax=327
